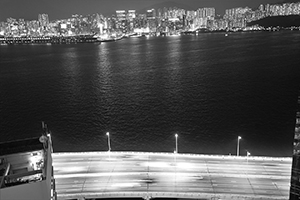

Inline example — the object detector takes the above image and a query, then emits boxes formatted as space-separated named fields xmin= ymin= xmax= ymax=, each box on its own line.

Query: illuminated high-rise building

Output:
xmin=116 ymin=10 xmax=126 ymax=21
xmin=157 ymin=8 xmax=162 ymax=18
xmin=146 ymin=9 xmax=156 ymax=33
xmin=38 ymin=14 xmax=49 ymax=27
xmin=197 ymin=8 xmax=215 ymax=19
xmin=265 ymin=4 xmax=271 ymax=16
xmin=163 ymin=7 xmax=168 ymax=19
xmin=115 ymin=10 xmax=127 ymax=33
xmin=259 ymin=4 xmax=264 ymax=12
xmin=128 ymin=10 xmax=136 ymax=20
xmin=206 ymin=8 xmax=216 ymax=19
xmin=127 ymin=10 xmax=136 ymax=33
xmin=146 ymin=9 xmax=156 ymax=20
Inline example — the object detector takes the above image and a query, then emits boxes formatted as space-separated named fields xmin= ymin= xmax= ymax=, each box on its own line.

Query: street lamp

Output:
xmin=246 ymin=151 xmax=251 ymax=157
xmin=237 ymin=136 xmax=242 ymax=156
xmin=175 ymin=134 xmax=178 ymax=154
xmin=106 ymin=132 xmax=111 ymax=152
xmin=246 ymin=150 xmax=251 ymax=165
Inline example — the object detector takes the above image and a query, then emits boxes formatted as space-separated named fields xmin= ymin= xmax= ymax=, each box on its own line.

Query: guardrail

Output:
xmin=58 ymin=191 xmax=289 ymax=200
xmin=53 ymin=151 xmax=292 ymax=161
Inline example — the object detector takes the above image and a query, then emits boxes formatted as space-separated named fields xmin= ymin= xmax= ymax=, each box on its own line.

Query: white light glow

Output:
xmin=176 ymin=162 xmax=194 ymax=169
xmin=56 ymin=166 xmax=87 ymax=173
xmin=141 ymin=161 xmax=169 ymax=168
xmin=60 ymin=24 xmax=67 ymax=29
xmin=54 ymin=172 xmax=142 ymax=179
xmin=110 ymin=182 xmax=141 ymax=188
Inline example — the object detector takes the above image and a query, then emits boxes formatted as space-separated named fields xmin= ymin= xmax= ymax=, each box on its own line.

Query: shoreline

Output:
xmin=1 ymin=28 xmax=299 ymax=45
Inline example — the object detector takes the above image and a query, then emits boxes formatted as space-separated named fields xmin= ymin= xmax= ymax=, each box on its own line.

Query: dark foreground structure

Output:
xmin=290 ymin=96 xmax=300 ymax=199
xmin=0 ymin=125 xmax=56 ymax=200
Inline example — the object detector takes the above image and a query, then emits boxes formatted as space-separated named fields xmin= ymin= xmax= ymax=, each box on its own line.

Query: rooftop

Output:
xmin=0 ymin=137 xmax=44 ymax=156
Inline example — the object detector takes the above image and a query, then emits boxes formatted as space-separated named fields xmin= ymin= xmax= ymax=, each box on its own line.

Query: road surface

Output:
xmin=53 ymin=152 xmax=292 ymax=200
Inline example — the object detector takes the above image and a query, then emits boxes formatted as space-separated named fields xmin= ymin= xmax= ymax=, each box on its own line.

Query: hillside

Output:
xmin=247 ymin=15 xmax=300 ymax=28
xmin=283 ymin=0 xmax=300 ymax=3
xmin=137 ymin=1 xmax=192 ymax=14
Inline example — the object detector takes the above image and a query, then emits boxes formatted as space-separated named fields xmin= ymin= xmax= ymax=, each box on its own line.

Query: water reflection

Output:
xmin=60 ymin=47 xmax=83 ymax=107
xmin=96 ymin=43 xmax=113 ymax=91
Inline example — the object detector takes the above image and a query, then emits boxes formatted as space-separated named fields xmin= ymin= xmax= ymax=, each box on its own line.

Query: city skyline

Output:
xmin=2 ymin=0 xmax=300 ymax=39
xmin=0 ymin=0 xmax=292 ymax=21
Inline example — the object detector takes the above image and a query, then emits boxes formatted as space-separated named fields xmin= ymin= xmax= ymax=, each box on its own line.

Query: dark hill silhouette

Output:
xmin=137 ymin=1 xmax=193 ymax=14
xmin=272 ymin=0 xmax=299 ymax=5
xmin=283 ymin=0 xmax=300 ymax=3
xmin=248 ymin=15 xmax=300 ymax=28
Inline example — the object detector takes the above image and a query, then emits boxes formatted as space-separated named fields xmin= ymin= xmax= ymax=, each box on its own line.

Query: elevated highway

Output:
xmin=53 ymin=152 xmax=292 ymax=200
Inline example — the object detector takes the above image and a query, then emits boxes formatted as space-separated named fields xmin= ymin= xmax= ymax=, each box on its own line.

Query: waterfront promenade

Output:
xmin=53 ymin=151 xmax=292 ymax=200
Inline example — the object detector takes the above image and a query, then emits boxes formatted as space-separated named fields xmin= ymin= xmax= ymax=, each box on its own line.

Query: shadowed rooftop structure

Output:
xmin=0 ymin=137 xmax=44 ymax=156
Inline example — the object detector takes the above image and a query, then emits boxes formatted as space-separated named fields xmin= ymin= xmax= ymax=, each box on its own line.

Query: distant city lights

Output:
xmin=1 ymin=2 xmax=300 ymax=38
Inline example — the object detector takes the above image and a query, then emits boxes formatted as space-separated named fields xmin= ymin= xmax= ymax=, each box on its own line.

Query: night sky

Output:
xmin=0 ymin=0 xmax=287 ymax=21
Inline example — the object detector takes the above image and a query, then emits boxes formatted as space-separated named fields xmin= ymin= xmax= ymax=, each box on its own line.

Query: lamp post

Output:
xmin=175 ymin=134 xmax=178 ymax=154
xmin=106 ymin=132 xmax=111 ymax=152
xmin=246 ymin=150 xmax=251 ymax=165
xmin=246 ymin=151 xmax=251 ymax=157
xmin=237 ymin=136 xmax=242 ymax=156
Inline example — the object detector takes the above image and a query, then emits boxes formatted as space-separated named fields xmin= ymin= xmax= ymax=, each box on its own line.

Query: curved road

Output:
xmin=53 ymin=152 xmax=292 ymax=200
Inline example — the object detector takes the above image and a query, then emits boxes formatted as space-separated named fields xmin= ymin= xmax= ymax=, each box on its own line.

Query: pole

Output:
xmin=237 ymin=136 xmax=241 ymax=156
xmin=106 ymin=132 xmax=111 ymax=152
xmin=247 ymin=151 xmax=250 ymax=157
xmin=246 ymin=151 xmax=250 ymax=159
xmin=175 ymin=134 xmax=178 ymax=154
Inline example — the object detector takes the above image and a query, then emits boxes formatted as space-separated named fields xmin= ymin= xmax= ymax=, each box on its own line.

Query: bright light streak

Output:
xmin=54 ymin=172 xmax=141 ymax=179
xmin=176 ymin=162 xmax=195 ymax=169
xmin=110 ymin=182 xmax=141 ymax=188
xmin=56 ymin=166 xmax=88 ymax=173
xmin=105 ymin=157 xmax=118 ymax=161
xmin=141 ymin=161 xmax=169 ymax=168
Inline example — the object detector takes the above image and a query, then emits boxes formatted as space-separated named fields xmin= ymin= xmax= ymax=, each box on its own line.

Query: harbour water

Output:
xmin=0 ymin=31 xmax=299 ymax=156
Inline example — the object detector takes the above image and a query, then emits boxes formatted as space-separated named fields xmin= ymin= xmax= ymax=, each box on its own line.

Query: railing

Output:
xmin=0 ymin=163 xmax=10 ymax=188
xmin=53 ymin=151 xmax=292 ymax=161
xmin=58 ymin=191 xmax=290 ymax=200
xmin=2 ymin=169 xmax=43 ymax=188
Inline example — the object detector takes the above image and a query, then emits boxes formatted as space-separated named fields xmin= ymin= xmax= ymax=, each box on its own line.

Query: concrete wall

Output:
xmin=0 ymin=180 xmax=49 ymax=200
xmin=45 ymin=136 xmax=53 ymax=199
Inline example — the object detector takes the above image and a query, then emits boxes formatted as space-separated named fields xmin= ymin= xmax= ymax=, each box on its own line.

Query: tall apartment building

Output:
xmin=115 ymin=10 xmax=127 ymax=33
xmin=38 ymin=14 xmax=49 ymax=27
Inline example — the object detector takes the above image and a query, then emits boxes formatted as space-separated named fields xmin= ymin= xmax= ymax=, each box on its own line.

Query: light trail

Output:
xmin=53 ymin=151 xmax=292 ymax=200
